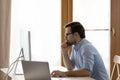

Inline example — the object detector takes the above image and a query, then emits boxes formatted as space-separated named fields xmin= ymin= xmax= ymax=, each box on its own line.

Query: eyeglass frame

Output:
xmin=64 ymin=32 xmax=73 ymax=38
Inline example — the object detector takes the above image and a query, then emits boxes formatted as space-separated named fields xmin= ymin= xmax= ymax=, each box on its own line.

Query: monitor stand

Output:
xmin=14 ymin=48 xmax=25 ymax=75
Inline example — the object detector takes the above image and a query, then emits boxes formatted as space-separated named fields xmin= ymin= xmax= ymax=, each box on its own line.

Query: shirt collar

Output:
xmin=74 ymin=38 xmax=86 ymax=51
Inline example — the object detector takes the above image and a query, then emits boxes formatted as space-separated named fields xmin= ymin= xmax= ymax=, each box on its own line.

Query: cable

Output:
xmin=2 ymin=48 xmax=24 ymax=80
xmin=14 ymin=48 xmax=24 ymax=75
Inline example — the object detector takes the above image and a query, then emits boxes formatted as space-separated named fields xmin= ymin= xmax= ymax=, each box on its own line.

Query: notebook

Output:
xmin=22 ymin=60 xmax=51 ymax=80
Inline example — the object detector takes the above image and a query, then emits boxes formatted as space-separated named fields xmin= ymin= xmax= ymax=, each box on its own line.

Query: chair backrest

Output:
xmin=114 ymin=55 xmax=120 ymax=64
xmin=111 ymin=55 xmax=120 ymax=80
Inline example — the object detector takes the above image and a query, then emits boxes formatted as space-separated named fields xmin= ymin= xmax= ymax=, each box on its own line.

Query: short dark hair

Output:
xmin=64 ymin=22 xmax=85 ymax=38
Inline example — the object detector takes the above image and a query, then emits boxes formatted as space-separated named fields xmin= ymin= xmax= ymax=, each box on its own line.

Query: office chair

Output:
xmin=111 ymin=55 xmax=120 ymax=80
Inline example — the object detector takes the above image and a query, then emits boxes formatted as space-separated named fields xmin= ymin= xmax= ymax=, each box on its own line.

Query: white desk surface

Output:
xmin=1 ymin=66 xmax=95 ymax=80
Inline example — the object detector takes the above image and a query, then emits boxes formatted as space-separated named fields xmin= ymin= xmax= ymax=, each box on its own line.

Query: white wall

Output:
xmin=10 ymin=0 xmax=61 ymax=66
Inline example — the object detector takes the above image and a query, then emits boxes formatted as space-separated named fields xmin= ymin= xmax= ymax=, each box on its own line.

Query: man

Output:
xmin=51 ymin=22 xmax=109 ymax=80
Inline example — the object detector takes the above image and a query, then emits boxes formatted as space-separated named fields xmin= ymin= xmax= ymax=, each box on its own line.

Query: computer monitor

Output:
xmin=20 ymin=30 xmax=31 ymax=61
xmin=14 ymin=30 xmax=32 ymax=75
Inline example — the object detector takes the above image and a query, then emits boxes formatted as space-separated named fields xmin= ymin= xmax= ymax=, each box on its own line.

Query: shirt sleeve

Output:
xmin=82 ymin=44 xmax=95 ymax=72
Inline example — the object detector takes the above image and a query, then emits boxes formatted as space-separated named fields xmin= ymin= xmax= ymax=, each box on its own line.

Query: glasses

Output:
xmin=65 ymin=32 xmax=72 ymax=38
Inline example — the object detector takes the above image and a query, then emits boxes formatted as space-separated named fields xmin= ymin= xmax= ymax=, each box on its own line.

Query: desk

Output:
xmin=1 ymin=66 xmax=95 ymax=80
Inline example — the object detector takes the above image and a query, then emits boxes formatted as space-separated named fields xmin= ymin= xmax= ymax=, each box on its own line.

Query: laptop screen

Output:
xmin=22 ymin=61 xmax=51 ymax=80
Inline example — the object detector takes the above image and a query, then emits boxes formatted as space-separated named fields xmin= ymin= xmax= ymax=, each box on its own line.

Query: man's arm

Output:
xmin=61 ymin=42 xmax=73 ymax=70
xmin=62 ymin=51 xmax=73 ymax=70
xmin=51 ymin=69 xmax=90 ymax=77
xmin=65 ymin=69 xmax=90 ymax=77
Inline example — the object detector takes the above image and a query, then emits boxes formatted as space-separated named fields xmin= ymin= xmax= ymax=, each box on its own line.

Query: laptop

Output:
xmin=22 ymin=60 xmax=51 ymax=80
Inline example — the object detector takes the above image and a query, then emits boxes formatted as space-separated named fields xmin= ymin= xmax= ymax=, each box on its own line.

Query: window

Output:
xmin=73 ymin=0 xmax=110 ymax=76
xmin=10 ymin=0 xmax=61 ymax=66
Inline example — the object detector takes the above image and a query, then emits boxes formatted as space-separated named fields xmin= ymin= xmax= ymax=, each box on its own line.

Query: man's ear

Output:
xmin=74 ymin=32 xmax=79 ymax=36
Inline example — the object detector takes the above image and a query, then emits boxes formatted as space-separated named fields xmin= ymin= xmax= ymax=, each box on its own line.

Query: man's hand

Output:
xmin=51 ymin=70 xmax=67 ymax=77
xmin=61 ymin=42 xmax=69 ymax=55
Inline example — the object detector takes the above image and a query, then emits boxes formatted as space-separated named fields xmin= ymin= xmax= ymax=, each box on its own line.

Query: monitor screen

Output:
xmin=20 ymin=30 xmax=31 ymax=61
xmin=14 ymin=30 xmax=32 ymax=75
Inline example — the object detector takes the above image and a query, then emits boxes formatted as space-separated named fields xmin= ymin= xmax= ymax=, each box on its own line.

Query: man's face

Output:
xmin=65 ymin=27 xmax=75 ymax=46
